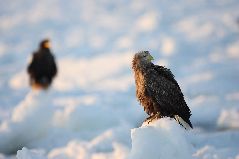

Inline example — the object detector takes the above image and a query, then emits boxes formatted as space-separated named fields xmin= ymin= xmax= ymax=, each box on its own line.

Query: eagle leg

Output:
xmin=144 ymin=115 xmax=153 ymax=123
xmin=144 ymin=112 xmax=161 ymax=124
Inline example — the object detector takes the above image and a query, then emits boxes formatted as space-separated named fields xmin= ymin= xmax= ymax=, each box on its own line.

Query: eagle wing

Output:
xmin=145 ymin=64 xmax=192 ymax=126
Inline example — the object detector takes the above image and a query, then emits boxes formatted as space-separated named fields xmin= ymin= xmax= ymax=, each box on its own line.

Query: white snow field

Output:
xmin=0 ymin=0 xmax=239 ymax=158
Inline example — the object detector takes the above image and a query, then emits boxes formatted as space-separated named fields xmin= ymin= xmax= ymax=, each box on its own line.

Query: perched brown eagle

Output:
xmin=27 ymin=39 xmax=57 ymax=90
xmin=132 ymin=51 xmax=193 ymax=129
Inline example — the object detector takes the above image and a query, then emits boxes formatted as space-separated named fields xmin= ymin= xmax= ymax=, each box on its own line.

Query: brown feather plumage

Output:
xmin=132 ymin=51 xmax=193 ymax=129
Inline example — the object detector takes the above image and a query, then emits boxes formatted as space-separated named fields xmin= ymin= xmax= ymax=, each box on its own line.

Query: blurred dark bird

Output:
xmin=132 ymin=51 xmax=193 ymax=129
xmin=27 ymin=39 xmax=57 ymax=90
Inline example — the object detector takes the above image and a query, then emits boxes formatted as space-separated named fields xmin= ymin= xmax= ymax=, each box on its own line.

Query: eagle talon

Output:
xmin=144 ymin=113 xmax=160 ymax=124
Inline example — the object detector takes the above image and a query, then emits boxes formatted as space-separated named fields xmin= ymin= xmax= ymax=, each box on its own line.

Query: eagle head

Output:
xmin=40 ymin=39 xmax=51 ymax=49
xmin=135 ymin=51 xmax=154 ymax=62
xmin=132 ymin=51 xmax=154 ymax=69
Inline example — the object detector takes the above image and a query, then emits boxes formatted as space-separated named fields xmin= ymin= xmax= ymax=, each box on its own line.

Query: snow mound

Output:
xmin=47 ymin=124 xmax=131 ymax=159
xmin=0 ymin=90 xmax=133 ymax=155
xmin=16 ymin=147 xmax=47 ymax=159
xmin=48 ymin=140 xmax=129 ymax=159
xmin=129 ymin=118 xmax=193 ymax=159
xmin=0 ymin=91 xmax=54 ymax=154
xmin=15 ymin=125 xmax=131 ymax=159
xmin=217 ymin=108 xmax=239 ymax=129
xmin=193 ymin=145 xmax=238 ymax=159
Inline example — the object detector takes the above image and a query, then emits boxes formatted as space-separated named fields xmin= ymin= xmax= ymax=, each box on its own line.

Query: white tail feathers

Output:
xmin=174 ymin=115 xmax=192 ymax=130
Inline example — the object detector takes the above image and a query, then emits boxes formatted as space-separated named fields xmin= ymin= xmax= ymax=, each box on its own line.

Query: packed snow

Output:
xmin=0 ymin=0 xmax=239 ymax=159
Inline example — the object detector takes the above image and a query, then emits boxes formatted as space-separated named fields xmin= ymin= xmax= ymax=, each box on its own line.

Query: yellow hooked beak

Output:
xmin=44 ymin=41 xmax=51 ymax=48
xmin=148 ymin=54 xmax=154 ymax=61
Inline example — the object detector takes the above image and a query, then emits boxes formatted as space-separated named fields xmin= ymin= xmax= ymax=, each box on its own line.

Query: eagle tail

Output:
xmin=174 ymin=115 xmax=193 ymax=130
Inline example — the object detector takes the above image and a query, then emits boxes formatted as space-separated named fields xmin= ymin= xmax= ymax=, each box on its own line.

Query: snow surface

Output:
xmin=129 ymin=119 xmax=193 ymax=159
xmin=0 ymin=0 xmax=239 ymax=158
